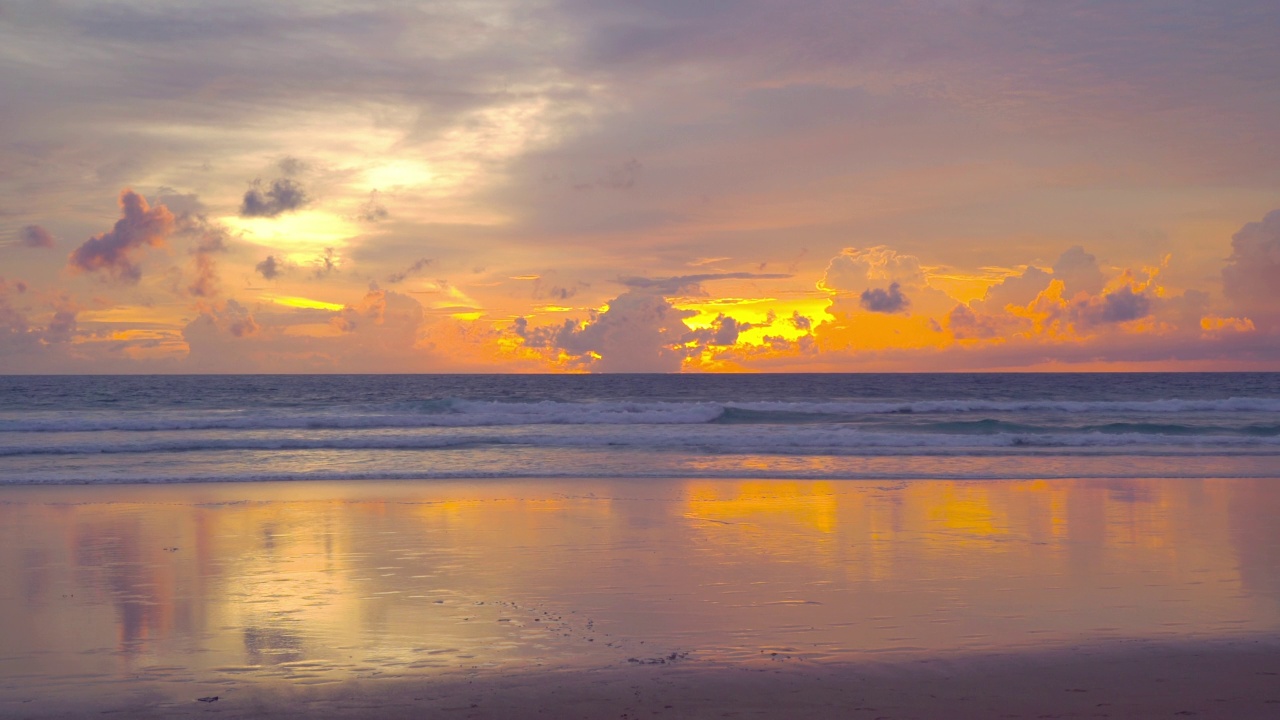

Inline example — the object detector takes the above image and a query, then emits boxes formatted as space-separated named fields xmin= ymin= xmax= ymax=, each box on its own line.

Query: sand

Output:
xmin=9 ymin=639 xmax=1280 ymax=719
xmin=2 ymin=478 xmax=1278 ymax=718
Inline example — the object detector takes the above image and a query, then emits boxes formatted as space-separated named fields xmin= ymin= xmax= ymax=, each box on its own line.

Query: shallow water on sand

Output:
xmin=1 ymin=477 xmax=1278 ymax=708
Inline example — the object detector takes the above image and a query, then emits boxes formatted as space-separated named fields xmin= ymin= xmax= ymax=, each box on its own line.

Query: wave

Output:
xmin=4 ymin=465 xmax=1280 ymax=486
xmin=3 ymin=426 xmax=1279 ymax=457
xmin=2 ymin=396 xmax=1279 ymax=434
xmin=721 ymin=396 xmax=1280 ymax=416
xmin=911 ymin=420 xmax=1280 ymax=436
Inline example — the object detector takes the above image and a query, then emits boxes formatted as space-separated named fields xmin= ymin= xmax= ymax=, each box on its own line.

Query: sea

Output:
xmin=0 ymin=373 xmax=1278 ymax=485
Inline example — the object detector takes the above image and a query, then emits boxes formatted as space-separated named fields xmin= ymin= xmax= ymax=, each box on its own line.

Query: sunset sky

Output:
xmin=2 ymin=1 xmax=1279 ymax=373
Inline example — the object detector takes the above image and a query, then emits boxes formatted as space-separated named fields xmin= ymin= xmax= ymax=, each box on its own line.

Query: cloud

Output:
xmin=1222 ymin=208 xmax=1280 ymax=329
xmin=818 ymin=246 xmax=961 ymax=319
xmin=819 ymin=247 xmax=925 ymax=294
xmin=67 ymin=189 xmax=174 ymax=283
xmin=1201 ymin=315 xmax=1255 ymax=334
xmin=973 ymin=265 xmax=1052 ymax=313
xmin=386 ymin=257 xmax=433 ymax=284
xmin=790 ymin=311 xmax=812 ymax=331
xmin=184 ymin=299 xmax=260 ymax=346
xmin=859 ymin=282 xmax=910 ymax=313
xmin=619 ymin=272 xmax=790 ymax=294
xmin=256 ymin=255 xmax=283 ymax=280
xmin=43 ymin=297 xmax=78 ymax=345
xmin=6 ymin=0 xmax=1280 ymax=373
xmin=188 ymin=234 xmax=227 ymax=298
xmin=515 ymin=271 xmax=792 ymax=370
xmin=516 ymin=288 xmax=696 ymax=372
xmin=1075 ymin=285 xmax=1151 ymax=326
xmin=0 ymin=280 xmax=79 ymax=363
xmin=152 ymin=190 xmax=206 ymax=215
xmin=947 ymin=303 xmax=1005 ymax=340
xmin=358 ymin=190 xmax=390 ymax=222
xmin=0 ymin=279 xmax=40 ymax=359
xmin=574 ymin=159 xmax=642 ymax=190
xmin=331 ymin=286 xmax=387 ymax=332
xmin=1052 ymin=246 xmax=1106 ymax=297
xmin=949 ymin=249 xmax=1167 ymax=343
xmin=180 ymin=289 xmax=431 ymax=372
xmin=277 ymin=156 xmax=307 ymax=176
xmin=543 ymin=285 xmax=577 ymax=301
xmin=19 ymin=225 xmax=55 ymax=248
xmin=313 ymin=247 xmax=338 ymax=278
xmin=240 ymin=178 xmax=308 ymax=218
xmin=178 ymin=215 xmax=230 ymax=298
xmin=531 ymin=275 xmax=587 ymax=301
xmin=684 ymin=314 xmax=754 ymax=346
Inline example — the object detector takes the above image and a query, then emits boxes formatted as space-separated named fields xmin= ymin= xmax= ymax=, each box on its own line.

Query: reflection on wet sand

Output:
xmin=0 ymin=478 xmax=1277 ymax=706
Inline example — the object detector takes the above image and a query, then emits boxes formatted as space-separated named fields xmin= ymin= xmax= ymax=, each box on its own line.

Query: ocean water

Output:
xmin=0 ymin=373 xmax=1278 ymax=484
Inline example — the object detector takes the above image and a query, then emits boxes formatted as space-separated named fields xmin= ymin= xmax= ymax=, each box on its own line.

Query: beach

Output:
xmin=2 ymin=477 xmax=1278 ymax=718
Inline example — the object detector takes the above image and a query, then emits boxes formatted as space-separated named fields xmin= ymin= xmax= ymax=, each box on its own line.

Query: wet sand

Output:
xmin=10 ymin=638 xmax=1280 ymax=719
xmin=2 ymin=478 xmax=1278 ymax=718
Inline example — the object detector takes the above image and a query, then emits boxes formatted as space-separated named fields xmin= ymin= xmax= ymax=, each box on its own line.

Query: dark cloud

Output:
xmin=277 ymin=156 xmax=307 ymax=176
xmin=68 ymin=190 xmax=174 ymax=283
xmin=684 ymin=314 xmax=752 ymax=346
xmin=240 ymin=178 xmax=308 ymax=218
xmin=532 ymin=276 xmax=587 ymax=301
xmin=313 ymin=247 xmax=338 ymax=278
xmin=619 ymin=272 xmax=790 ymax=294
xmin=19 ymin=225 xmax=55 ymax=248
xmin=790 ymin=311 xmax=812 ymax=331
xmin=256 ymin=255 xmax=283 ymax=280
xmin=358 ymin=190 xmax=390 ymax=222
xmin=386 ymin=257 xmax=433 ymax=284
xmin=859 ymin=282 xmax=909 ymax=313
xmin=1090 ymin=286 xmax=1151 ymax=325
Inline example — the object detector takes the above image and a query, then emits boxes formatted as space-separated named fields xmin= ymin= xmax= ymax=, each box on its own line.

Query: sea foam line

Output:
xmin=2 ymin=428 xmax=1279 ymax=456
xmin=2 ymin=396 xmax=1279 ymax=433
xmin=3 ymin=467 xmax=1280 ymax=486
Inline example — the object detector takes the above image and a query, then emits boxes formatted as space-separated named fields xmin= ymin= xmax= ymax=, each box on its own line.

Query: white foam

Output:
xmin=2 ymin=425 xmax=1277 ymax=457
xmin=1 ymin=395 xmax=1277 ymax=434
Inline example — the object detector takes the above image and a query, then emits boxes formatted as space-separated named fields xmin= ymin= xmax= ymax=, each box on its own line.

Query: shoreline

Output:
xmin=5 ymin=636 xmax=1279 ymax=719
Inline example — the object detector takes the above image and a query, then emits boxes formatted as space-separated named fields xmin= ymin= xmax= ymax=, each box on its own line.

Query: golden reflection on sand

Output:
xmin=1 ymin=478 xmax=1277 ymax=706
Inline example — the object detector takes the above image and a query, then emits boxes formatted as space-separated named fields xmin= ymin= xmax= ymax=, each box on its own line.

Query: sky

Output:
xmin=2 ymin=0 xmax=1279 ymax=373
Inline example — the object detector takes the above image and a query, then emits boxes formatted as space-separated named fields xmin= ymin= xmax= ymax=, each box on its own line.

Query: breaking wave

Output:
xmin=2 ymin=396 xmax=1279 ymax=433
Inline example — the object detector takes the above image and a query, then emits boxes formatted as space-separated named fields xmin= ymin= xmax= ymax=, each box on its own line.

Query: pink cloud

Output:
xmin=68 ymin=190 xmax=174 ymax=283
